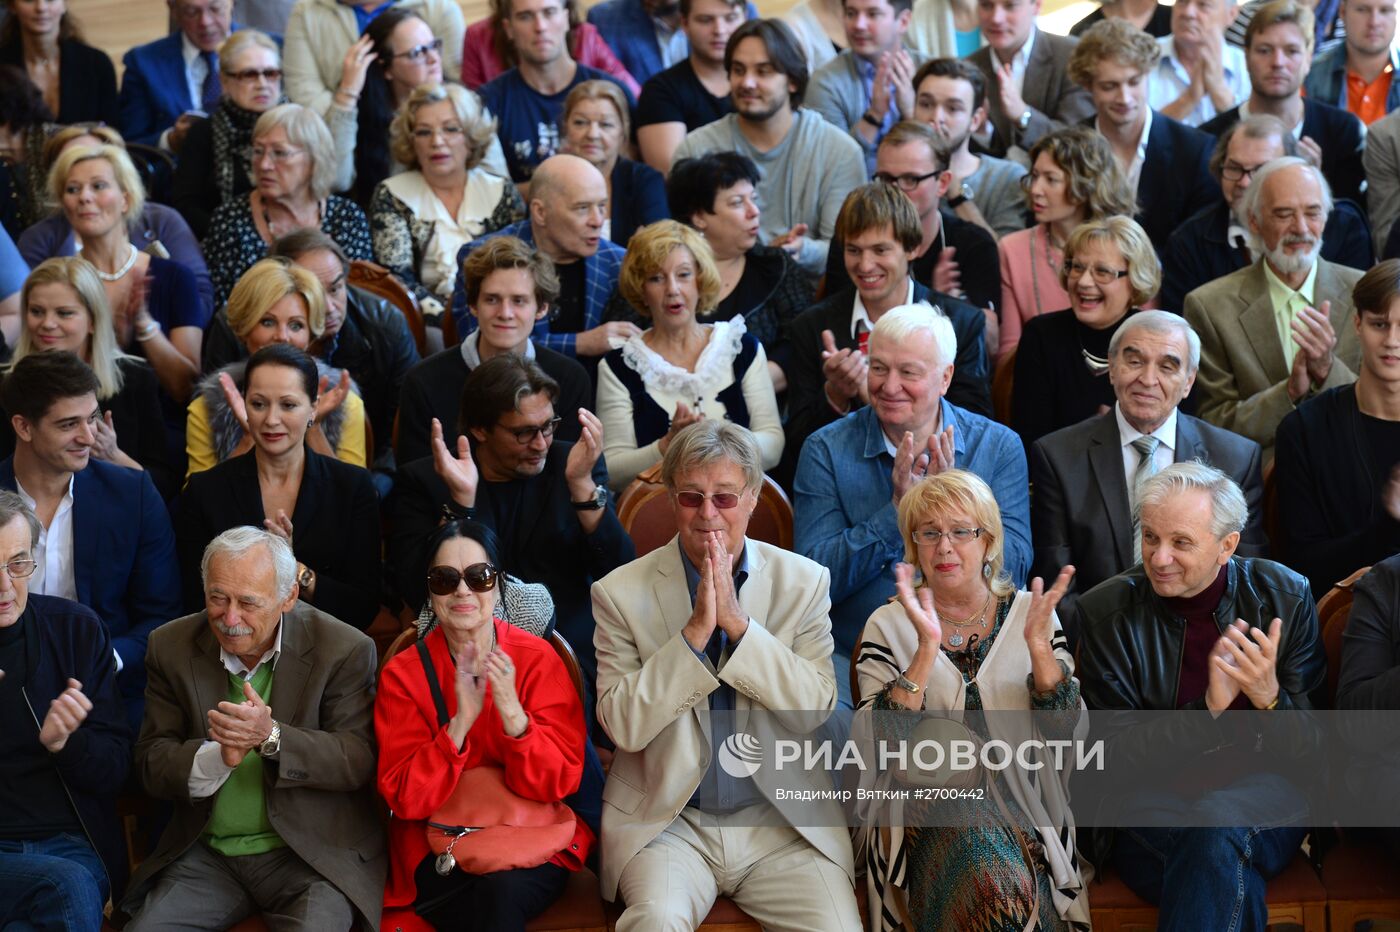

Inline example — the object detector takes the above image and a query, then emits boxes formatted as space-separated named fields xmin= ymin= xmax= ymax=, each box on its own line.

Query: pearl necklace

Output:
xmin=81 ymin=243 xmax=139 ymax=282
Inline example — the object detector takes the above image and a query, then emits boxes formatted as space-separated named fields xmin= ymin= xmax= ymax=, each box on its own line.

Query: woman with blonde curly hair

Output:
xmin=369 ymin=81 xmax=524 ymax=315
xmin=186 ymin=257 xmax=367 ymax=479
xmin=1012 ymin=215 xmax=1162 ymax=444
xmin=855 ymin=469 xmax=1089 ymax=932
xmin=597 ymin=220 xmax=784 ymax=490
xmin=997 ymin=126 xmax=1136 ymax=359
xmin=0 ymin=257 xmax=175 ymax=496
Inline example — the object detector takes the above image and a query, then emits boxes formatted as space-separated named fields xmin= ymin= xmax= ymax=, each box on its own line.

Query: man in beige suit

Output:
xmin=591 ymin=421 xmax=861 ymax=931
xmin=1184 ymin=157 xmax=1362 ymax=457
xmin=122 ymin=527 xmax=385 ymax=930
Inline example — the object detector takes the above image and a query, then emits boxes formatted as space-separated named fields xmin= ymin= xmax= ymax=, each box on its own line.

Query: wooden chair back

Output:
xmin=992 ymin=346 xmax=1016 ymax=427
xmin=349 ymin=259 xmax=426 ymax=355
xmin=616 ymin=466 xmax=794 ymax=557
xmin=1319 ymin=565 xmax=1370 ymax=704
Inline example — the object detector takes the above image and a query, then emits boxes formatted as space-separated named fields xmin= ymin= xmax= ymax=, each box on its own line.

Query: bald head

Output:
xmin=528 ymin=154 xmax=609 ymax=261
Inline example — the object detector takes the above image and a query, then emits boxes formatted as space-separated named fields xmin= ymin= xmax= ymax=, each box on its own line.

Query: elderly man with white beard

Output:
xmin=1184 ymin=156 xmax=1362 ymax=459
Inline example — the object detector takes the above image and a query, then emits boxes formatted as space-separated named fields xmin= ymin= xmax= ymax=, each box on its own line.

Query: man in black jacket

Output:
xmin=1077 ymin=462 xmax=1326 ymax=930
xmin=1160 ymin=113 xmax=1373 ymax=312
xmin=0 ymin=492 xmax=130 ymax=931
xmin=388 ymin=355 xmax=634 ymax=683
xmin=783 ymin=182 xmax=990 ymax=485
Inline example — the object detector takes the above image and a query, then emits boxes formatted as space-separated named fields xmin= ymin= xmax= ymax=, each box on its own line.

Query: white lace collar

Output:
xmin=616 ymin=318 xmax=748 ymax=399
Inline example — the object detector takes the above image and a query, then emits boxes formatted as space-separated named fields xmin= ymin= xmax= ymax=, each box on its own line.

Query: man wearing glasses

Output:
xmin=389 ymin=353 xmax=633 ymax=686
xmin=0 ymin=492 xmax=130 ymax=932
xmin=1161 ymin=113 xmax=1373 ymax=313
xmin=591 ymin=419 xmax=862 ymax=929
xmin=119 ymin=0 xmax=235 ymax=149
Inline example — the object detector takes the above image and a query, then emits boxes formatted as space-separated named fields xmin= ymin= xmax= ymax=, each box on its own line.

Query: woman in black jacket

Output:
xmin=0 ymin=2 xmax=116 ymax=126
xmin=175 ymin=343 xmax=381 ymax=629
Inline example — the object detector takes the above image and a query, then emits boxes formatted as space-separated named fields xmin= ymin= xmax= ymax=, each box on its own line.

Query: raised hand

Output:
xmin=90 ymin=410 xmax=122 ymax=462
xmin=483 ymin=649 xmax=528 ymax=736
xmin=1382 ymin=464 xmax=1400 ymax=521
xmin=575 ymin=321 xmax=642 ymax=357
xmin=658 ymin=402 xmax=704 ymax=455
xmin=337 ymin=34 xmax=376 ymax=101
xmin=39 ymin=678 xmax=91 ymax=752
xmin=1024 ymin=565 xmax=1074 ymax=654
xmin=1205 ymin=619 xmax=1248 ymax=714
xmin=895 ymin=562 xmax=941 ymax=646
xmin=208 ymin=679 xmax=274 ymax=756
xmin=314 ymin=369 xmax=351 ymax=421
xmin=933 ymin=247 xmax=964 ymax=299
xmin=683 ymin=545 xmax=719 ymax=653
xmin=889 ymin=49 xmax=916 ymax=118
xmin=708 ymin=531 xmax=747 ymax=641
xmin=1291 ymin=301 xmax=1337 ymax=385
xmin=452 ymin=640 xmax=488 ymax=735
xmin=869 ymin=53 xmax=893 ymax=119
xmin=997 ymin=61 xmax=1028 ymax=134
xmin=892 ymin=431 xmax=931 ymax=505
xmin=1297 ymin=135 xmax=1324 ymax=169
xmin=770 ymin=223 xmax=809 ymax=258
xmin=565 ymin=408 xmax=605 ymax=493
xmin=431 ymin=417 xmax=479 ymax=509
xmin=1213 ymin=617 xmax=1284 ymax=710
xmin=263 ymin=508 xmax=293 ymax=541
xmin=927 ymin=426 xmax=956 ymax=476
xmin=821 ymin=329 xmax=869 ymax=413
xmin=219 ymin=371 xmax=250 ymax=434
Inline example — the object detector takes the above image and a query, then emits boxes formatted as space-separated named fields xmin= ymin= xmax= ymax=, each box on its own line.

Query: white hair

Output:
xmin=1109 ymin=310 xmax=1202 ymax=373
xmin=870 ymin=302 xmax=959 ymax=369
xmin=1239 ymin=156 xmax=1333 ymax=231
xmin=1134 ymin=462 xmax=1249 ymax=540
xmin=201 ymin=526 xmax=298 ymax=600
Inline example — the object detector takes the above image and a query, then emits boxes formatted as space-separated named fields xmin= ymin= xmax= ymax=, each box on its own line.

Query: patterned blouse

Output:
xmin=204 ymin=194 xmax=374 ymax=308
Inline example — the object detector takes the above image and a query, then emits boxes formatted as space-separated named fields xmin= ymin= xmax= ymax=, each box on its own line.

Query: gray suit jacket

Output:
xmin=1183 ymin=257 xmax=1361 ymax=456
xmin=1030 ymin=409 xmax=1267 ymax=636
xmin=125 ymin=602 xmax=386 ymax=929
xmin=807 ymin=47 xmax=932 ymax=159
xmin=590 ymin=537 xmax=852 ymax=901
xmin=1365 ymin=107 xmax=1400 ymax=252
xmin=967 ymin=29 xmax=1095 ymax=157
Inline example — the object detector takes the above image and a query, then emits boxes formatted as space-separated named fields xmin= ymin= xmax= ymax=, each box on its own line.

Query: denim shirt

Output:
xmin=1303 ymin=41 xmax=1400 ymax=118
xmin=679 ymin=541 xmax=763 ymax=813
xmin=792 ymin=399 xmax=1032 ymax=654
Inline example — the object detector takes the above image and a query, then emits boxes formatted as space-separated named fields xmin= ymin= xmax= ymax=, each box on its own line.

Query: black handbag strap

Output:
xmin=416 ymin=639 xmax=450 ymax=727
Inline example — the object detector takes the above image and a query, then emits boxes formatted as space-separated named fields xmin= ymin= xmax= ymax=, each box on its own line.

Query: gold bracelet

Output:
xmin=1265 ymin=695 xmax=1280 ymax=710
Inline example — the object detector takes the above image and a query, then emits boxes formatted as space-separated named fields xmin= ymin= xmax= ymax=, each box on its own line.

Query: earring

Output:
xmin=982 ymin=562 xmax=992 ymax=580
xmin=307 ymin=418 xmax=315 ymax=429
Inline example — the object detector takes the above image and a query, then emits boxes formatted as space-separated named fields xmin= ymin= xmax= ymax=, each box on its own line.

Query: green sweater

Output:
xmin=203 ymin=664 xmax=286 ymax=856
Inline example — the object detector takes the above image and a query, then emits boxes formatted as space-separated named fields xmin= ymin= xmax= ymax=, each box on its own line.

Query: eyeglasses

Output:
xmin=176 ymin=0 xmax=229 ymax=20
xmin=913 ymin=527 xmax=984 ymax=545
xmin=251 ymin=145 xmax=304 ymax=164
xmin=225 ymin=67 xmax=282 ymax=83
xmin=873 ymin=170 xmax=941 ymax=193
xmin=426 ymin=562 xmax=499 ymax=596
xmin=1220 ymin=160 xmax=1268 ymax=182
xmin=392 ymin=38 xmax=444 ymax=61
xmin=1063 ymin=261 xmax=1130 ymax=284
xmin=0 ymin=558 xmax=36 ymax=579
xmin=411 ymin=125 xmax=465 ymax=141
xmin=674 ymin=490 xmax=742 ymax=509
xmin=500 ymin=416 xmax=561 ymax=444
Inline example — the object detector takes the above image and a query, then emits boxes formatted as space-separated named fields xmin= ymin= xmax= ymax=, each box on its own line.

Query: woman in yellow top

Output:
xmin=185 ymin=257 xmax=366 ymax=479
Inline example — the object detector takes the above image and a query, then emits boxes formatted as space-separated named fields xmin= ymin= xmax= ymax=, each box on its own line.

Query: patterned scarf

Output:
xmin=210 ymin=97 xmax=281 ymax=206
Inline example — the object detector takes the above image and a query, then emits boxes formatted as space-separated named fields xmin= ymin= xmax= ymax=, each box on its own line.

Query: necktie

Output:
xmin=1130 ymin=435 xmax=1161 ymax=564
xmin=200 ymin=50 xmax=221 ymax=112
xmin=855 ymin=319 xmax=870 ymax=356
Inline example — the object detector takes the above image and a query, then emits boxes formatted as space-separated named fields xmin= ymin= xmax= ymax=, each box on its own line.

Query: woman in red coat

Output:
xmin=376 ymin=520 xmax=595 ymax=930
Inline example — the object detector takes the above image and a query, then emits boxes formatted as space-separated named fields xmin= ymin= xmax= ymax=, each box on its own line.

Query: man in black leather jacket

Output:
xmin=1077 ymin=462 xmax=1326 ymax=931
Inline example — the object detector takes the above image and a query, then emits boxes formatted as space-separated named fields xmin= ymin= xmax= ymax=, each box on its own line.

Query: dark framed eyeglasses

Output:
xmin=674 ymin=490 xmax=742 ymax=509
xmin=426 ymin=562 xmax=499 ymax=596
xmin=1063 ymin=261 xmax=1130 ymax=285
xmin=872 ymin=170 xmax=941 ymax=193
xmin=1220 ymin=161 xmax=1268 ymax=182
xmin=224 ymin=68 xmax=282 ymax=83
xmin=0 ymin=558 xmax=36 ymax=579
xmin=392 ymin=38 xmax=444 ymax=61
xmin=501 ymin=416 xmax=562 ymax=445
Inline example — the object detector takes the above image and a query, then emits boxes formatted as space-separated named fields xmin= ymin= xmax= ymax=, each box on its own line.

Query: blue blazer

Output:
xmin=450 ymin=219 xmax=625 ymax=358
xmin=120 ymin=32 xmax=198 ymax=147
xmin=0 ymin=458 xmax=181 ymax=713
xmin=586 ymin=0 xmax=756 ymax=87
xmin=1200 ymin=98 xmax=1367 ymax=203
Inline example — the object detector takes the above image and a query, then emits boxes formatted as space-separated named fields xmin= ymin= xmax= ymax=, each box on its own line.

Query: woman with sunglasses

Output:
xmin=376 ymin=518 xmax=595 ymax=930
xmin=597 ymin=220 xmax=783 ymax=492
xmin=855 ymin=469 xmax=1089 ymax=932
xmin=172 ymin=29 xmax=285 ymax=239
xmin=175 ymin=341 xmax=380 ymax=630
xmin=1011 ymin=216 xmax=1159 ymax=446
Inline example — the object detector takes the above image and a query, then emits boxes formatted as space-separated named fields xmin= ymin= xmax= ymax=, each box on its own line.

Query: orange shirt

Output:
xmin=1347 ymin=63 xmax=1394 ymax=125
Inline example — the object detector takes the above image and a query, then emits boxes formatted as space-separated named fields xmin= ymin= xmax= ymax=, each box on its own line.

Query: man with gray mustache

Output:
xmin=1184 ymin=156 xmax=1362 ymax=459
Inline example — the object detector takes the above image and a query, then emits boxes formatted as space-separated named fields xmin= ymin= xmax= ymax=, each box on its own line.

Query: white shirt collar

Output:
xmin=1114 ymin=402 xmax=1178 ymax=450
xmin=1095 ymin=108 xmax=1153 ymax=173
xmin=220 ymin=616 xmax=284 ymax=679
xmin=181 ymin=31 xmax=203 ymax=69
xmin=851 ymin=279 xmax=916 ymax=340
xmin=460 ymin=330 xmax=536 ymax=369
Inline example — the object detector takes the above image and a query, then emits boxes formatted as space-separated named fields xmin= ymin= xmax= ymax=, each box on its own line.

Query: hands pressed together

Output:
xmin=683 ymin=530 xmax=748 ymax=655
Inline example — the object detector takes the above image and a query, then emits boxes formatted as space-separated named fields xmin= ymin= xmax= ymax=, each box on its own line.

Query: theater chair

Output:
xmin=616 ymin=465 xmax=793 ymax=557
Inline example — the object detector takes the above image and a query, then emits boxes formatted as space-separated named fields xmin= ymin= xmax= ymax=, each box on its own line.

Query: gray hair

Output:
xmin=0 ymin=491 xmax=42 ymax=554
xmin=252 ymin=103 xmax=338 ymax=201
xmin=870 ymin=302 xmax=959 ymax=369
xmin=660 ymin=421 xmax=764 ymax=494
xmin=1238 ymin=156 xmax=1333 ymax=230
xmin=1109 ymin=310 xmax=1202 ymax=373
xmin=1134 ymin=462 xmax=1249 ymax=540
xmin=200 ymin=526 xmax=298 ymax=600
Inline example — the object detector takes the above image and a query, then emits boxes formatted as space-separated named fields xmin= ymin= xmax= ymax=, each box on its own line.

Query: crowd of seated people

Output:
xmin=8 ymin=0 xmax=1400 ymax=927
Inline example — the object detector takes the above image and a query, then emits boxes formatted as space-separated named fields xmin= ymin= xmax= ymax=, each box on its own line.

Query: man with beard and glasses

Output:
xmin=1200 ymin=0 xmax=1367 ymax=203
xmin=674 ymin=18 xmax=867 ymax=277
xmin=913 ymin=57 xmax=1027 ymax=240
xmin=1184 ymin=157 xmax=1362 ymax=458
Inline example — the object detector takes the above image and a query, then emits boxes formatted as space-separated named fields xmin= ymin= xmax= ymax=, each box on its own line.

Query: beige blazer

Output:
xmin=591 ymin=537 xmax=854 ymax=901
xmin=1184 ymin=257 xmax=1362 ymax=456
xmin=124 ymin=602 xmax=386 ymax=929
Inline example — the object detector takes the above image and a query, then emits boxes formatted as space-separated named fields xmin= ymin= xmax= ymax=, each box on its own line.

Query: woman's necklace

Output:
xmin=1028 ymin=225 xmax=1060 ymax=316
xmin=81 ymin=243 xmax=139 ymax=281
xmin=936 ymin=591 xmax=994 ymax=648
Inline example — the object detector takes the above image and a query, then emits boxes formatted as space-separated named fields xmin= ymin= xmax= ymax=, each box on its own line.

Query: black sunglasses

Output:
xmin=426 ymin=562 xmax=499 ymax=596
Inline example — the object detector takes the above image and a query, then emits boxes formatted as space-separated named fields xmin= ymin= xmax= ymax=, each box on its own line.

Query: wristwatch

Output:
xmin=571 ymin=486 xmax=608 ymax=511
xmin=948 ymin=183 xmax=974 ymax=208
xmin=259 ymin=720 xmax=282 ymax=758
xmin=895 ymin=672 xmax=922 ymax=694
xmin=861 ymin=110 xmax=883 ymax=128
xmin=296 ymin=564 xmax=315 ymax=591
